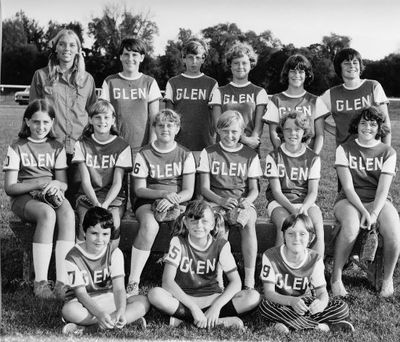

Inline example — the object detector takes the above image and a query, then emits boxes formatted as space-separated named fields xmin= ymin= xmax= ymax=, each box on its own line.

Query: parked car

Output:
xmin=14 ymin=87 xmax=30 ymax=105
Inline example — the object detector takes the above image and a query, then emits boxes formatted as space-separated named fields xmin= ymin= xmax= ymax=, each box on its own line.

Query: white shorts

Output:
xmin=266 ymin=201 xmax=318 ymax=218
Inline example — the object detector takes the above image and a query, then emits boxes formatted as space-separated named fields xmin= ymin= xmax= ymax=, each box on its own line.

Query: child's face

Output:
xmin=183 ymin=51 xmax=205 ymax=76
xmin=341 ymin=57 xmax=361 ymax=80
xmin=25 ymin=111 xmax=54 ymax=140
xmin=358 ymin=117 xmax=378 ymax=142
xmin=288 ymin=67 xmax=306 ymax=89
xmin=218 ymin=121 xmax=242 ymax=148
xmin=89 ymin=110 xmax=115 ymax=136
xmin=284 ymin=220 xmax=311 ymax=253
xmin=154 ymin=119 xmax=180 ymax=143
xmin=230 ymin=55 xmax=251 ymax=81
xmin=84 ymin=223 xmax=111 ymax=254
xmin=56 ymin=34 xmax=79 ymax=65
xmin=184 ymin=208 xmax=215 ymax=241
xmin=282 ymin=118 xmax=304 ymax=149
xmin=120 ymin=48 xmax=144 ymax=73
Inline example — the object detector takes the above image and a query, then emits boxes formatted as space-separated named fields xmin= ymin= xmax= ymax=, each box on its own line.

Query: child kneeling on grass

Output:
xmin=62 ymin=206 xmax=149 ymax=335
xmin=148 ymin=200 xmax=260 ymax=330
xmin=259 ymin=214 xmax=354 ymax=334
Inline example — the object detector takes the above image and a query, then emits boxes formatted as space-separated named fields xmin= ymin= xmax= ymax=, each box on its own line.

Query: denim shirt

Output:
xmin=30 ymin=66 xmax=97 ymax=154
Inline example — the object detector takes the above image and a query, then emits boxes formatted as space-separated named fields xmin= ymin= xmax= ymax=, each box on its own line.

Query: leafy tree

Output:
xmin=322 ymin=33 xmax=351 ymax=61
xmin=44 ymin=21 xmax=85 ymax=45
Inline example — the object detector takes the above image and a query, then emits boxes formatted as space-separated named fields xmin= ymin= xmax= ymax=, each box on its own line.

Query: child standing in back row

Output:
xmin=165 ymin=37 xmax=218 ymax=152
xmin=209 ymin=42 xmax=268 ymax=152
xmin=263 ymin=54 xmax=328 ymax=155
xmin=148 ymin=200 xmax=260 ymax=330
xmin=72 ymin=99 xmax=132 ymax=243
xmin=198 ymin=110 xmax=262 ymax=290
xmin=3 ymin=99 xmax=75 ymax=299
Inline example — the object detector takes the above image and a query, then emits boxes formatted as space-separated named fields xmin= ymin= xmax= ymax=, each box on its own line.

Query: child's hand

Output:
xmin=241 ymin=135 xmax=260 ymax=149
xmin=163 ymin=192 xmax=180 ymax=205
xmin=219 ymin=197 xmax=238 ymax=210
xmin=309 ymin=298 xmax=326 ymax=315
xmin=191 ymin=306 xmax=207 ymax=329
xmin=42 ymin=180 xmax=62 ymax=196
xmin=100 ymin=202 xmax=110 ymax=210
xmin=97 ymin=312 xmax=115 ymax=329
xmin=360 ymin=210 xmax=372 ymax=230
xmin=297 ymin=205 xmax=309 ymax=215
xmin=239 ymin=198 xmax=252 ymax=209
xmin=156 ymin=198 xmax=174 ymax=212
xmin=289 ymin=297 xmax=308 ymax=315
xmin=204 ymin=305 xmax=221 ymax=329
xmin=114 ymin=311 xmax=127 ymax=329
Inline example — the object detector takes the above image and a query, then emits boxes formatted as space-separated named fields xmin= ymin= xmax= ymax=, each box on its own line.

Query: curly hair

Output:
xmin=333 ymin=48 xmax=365 ymax=80
xmin=348 ymin=106 xmax=389 ymax=139
xmin=225 ymin=42 xmax=258 ymax=69
xmin=280 ymin=54 xmax=314 ymax=87
xmin=276 ymin=111 xmax=313 ymax=143
xmin=152 ymin=109 xmax=181 ymax=127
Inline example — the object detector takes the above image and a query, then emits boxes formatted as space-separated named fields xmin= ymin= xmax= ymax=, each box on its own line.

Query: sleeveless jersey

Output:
xmin=65 ymin=243 xmax=124 ymax=301
xmin=100 ymin=73 xmax=162 ymax=149
xmin=132 ymin=142 xmax=196 ymax=193
xmin=197 ymin=142 xmax=263 ymax=199
xmin=264 ymin=144 xmax=320 ymax=203
xmin=260 ymin=245 xmax=325 ymax=296
xmin=335 ymin=139 xmax=396 ymax=202
xmin=165 ymin=73 xmax=218 ymax=151
xmin=263 ymin=91 xmax=328 ymax=149
xmin=72 ymin=135 xmax=132 ymax=197
xmin=321 ymin=79 xmax=388 ymax=146
xmin=3 ymin=137 xmax=67 ymax=184
xmin=164 ymin=235 xmax=237 ymax=297
xmin=209 ymin=82 xmax=268 ymax=137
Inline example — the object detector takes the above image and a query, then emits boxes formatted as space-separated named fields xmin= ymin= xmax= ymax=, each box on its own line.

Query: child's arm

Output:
xmin=269 ymin=123 xmax=281 ymax=149
xmin=148 ymin=100 xmax=160 ymax=144
xmin=74 ymin=286 xmax=115 ymax=329
xmin=269 ymin=178 xmax=297 ymax=214
xmin=112 ymin=276 xmax=127 ymax=329
xmin=78 ymin=163 xmax=101 ymax=206
xmin=370 ymin=173 xmax=394 ymax=224
xmin=200 ymin=172 xmax=238 ymax=210
xmin=4 ymin=170 xmax=46 ymax=196
xmin=313 ymin=117 xmax=325 ymax=155
xmin=378 ymin=103 xmax=391 ymax=145
xmin=102 ymin=167 xmax=124 ymax=209
xmin=241 ymin=105 xmax=265 ymax=149
xmin=204 ymin=269 xmax=241 ymax=328
xmin=298 ymin=179 xmax=319 ymax=215
xmin=162 ymin=262 xmax=207 ymax=327
xmin=308 ymin=286 xmax=329 ymax=315
xmin=211 ymin=105 xmax=222 ymax=133
xmin=239 ymin=178 xmax=259 ymax=208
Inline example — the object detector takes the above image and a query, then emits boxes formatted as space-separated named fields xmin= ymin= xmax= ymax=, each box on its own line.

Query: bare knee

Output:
xmin=147 ymin=286 xmax=165 ymax=306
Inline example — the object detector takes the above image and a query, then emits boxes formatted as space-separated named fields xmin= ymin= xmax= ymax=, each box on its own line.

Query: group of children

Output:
xmin=3 ymin=29 xmax=398 ymax=335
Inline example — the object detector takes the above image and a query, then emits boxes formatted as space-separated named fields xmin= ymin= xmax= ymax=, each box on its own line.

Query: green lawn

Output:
xmin=1 ymin=101 xmax=400 ymax=341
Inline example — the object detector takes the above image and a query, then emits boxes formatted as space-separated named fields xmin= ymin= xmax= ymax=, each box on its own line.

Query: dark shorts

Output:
xmin=11 ymin=193 xmax=36 ymax=221
xmin=133 ymin=198 xmax=156 ymax=213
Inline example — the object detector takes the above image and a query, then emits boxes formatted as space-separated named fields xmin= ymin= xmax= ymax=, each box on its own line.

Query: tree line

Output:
xmin=2 ymin=6 xmax=400 ymax=97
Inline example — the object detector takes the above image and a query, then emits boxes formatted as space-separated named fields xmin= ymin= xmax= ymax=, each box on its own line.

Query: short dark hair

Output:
xmin=348 ymin=106 xmax=389 ymax=139
xmin=18 ymin=99 xmax=56 ymax=139
xmin=281 ymin=214 xmax=315 ymax=247
xmin=276 ymin=111 xmax=313 ymax=143
xmin=182 ymin=37 xmax=208 ymax=58
xmin=82 ymin=206 xmax=115 ymax=236
xmin=280 ymin=54 xmax=314 ymax=87
xmin=119 ymin=37 xmax=146 ymax=56
xmin=333 ymin=48 xmax=365 ymax=80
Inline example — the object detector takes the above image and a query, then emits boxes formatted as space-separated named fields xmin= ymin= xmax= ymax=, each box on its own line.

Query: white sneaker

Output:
xmin=135 ymin=317 xmax=147 ymax=329
xmin=274 ymin=322 xmax=290 ymax=334
xmin=217 ymin=316 xmax=245 ymax=330
xmin=315 ymin=323 xmax=330 ymax=332
xmin=62 ymin=323 xmax=85 ymax=336
xmin=330 ymin=320 xmax=355 ymax=332
xmin=169 ymin=317 xmax=183 ymax=327
xmin=126 ymin=282 xmax=139 ymax=297
xmin=331 ymin=280 xmax=348 ymax=297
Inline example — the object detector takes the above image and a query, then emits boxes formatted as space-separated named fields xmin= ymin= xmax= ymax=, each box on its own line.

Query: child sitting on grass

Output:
xmin=259 ymin=214 xmax=353 ymax=334
xmin=148 ymin=200 xmax=260 ymax=329
xmin=62 ymin=206 xmax=149 ymax=336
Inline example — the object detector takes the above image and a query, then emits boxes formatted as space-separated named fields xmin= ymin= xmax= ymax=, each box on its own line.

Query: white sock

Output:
xmin=55 ymin=240 xmax=75 ymax=283
xmin=244 ymin=267 xmax=255 ymax=288
xmin=32 ymin=242 xmax=52 ymax=282
xmin=129 ymin=246 xmax=150 ymax=284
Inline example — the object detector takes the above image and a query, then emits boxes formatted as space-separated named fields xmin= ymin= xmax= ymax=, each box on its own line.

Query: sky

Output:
xmin=2 ymin=0 xmax=400 ymax=61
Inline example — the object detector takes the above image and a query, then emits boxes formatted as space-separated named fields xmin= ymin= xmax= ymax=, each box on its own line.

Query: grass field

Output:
xmin=1 ymin=100 xmax=400 ymax=341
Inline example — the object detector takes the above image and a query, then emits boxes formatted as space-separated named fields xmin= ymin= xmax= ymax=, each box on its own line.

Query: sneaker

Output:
xmin=329 ymin=320 xmax=355 ymax=333
xmin=126 ymin=282 xmax=139 ymax=297
xmin=380 ymin=279 xmax=394 ymax=298
xmin=169 ymin=317 xmax=183 ymax=327
xmin=217 ymin=316 xmax=245 ymax=330
xmin=34 ymin=280 xmax=55 ymax=299
xmin=331 ymin=280 xmax=348 ymax=297
xmin=53 ymin=281 xmax=68 ymax=300
xmin=274 ymin=322 xmax=290 ymax=334
xmin=62 ymin=323 xmax=85 ymax=336
xmin=315 ymin=323 xmax=330 ymax=332
xmin=135 ymin=317 xmax=147 ymax=329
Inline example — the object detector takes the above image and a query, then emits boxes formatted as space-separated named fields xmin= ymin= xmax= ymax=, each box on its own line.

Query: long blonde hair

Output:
xmin=47 ymin=29 xmax=86 ymax=87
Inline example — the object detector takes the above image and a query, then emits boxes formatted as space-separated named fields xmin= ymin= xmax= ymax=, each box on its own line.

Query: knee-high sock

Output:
xmin=244 ymin=267 xmax=255 ymax=288
xmin=55 ymin=240 xmax=75 ymax=283
xmin=32 ymin=242 xmax=52 ymax=282
xmin=129 ymin=246 xmax=150 ymax=284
